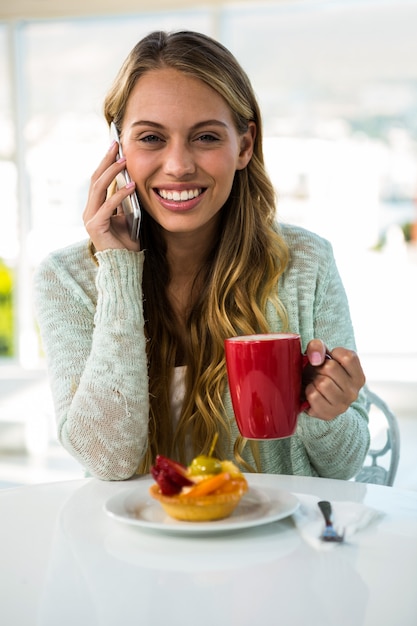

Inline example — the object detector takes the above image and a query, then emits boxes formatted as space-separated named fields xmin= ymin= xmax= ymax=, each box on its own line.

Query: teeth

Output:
xmin=159 ymin=189 xmax=202 ymax=201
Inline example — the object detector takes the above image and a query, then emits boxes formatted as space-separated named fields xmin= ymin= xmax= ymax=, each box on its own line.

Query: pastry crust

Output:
xmin=149 ymin=479 xmax=248 ymax=521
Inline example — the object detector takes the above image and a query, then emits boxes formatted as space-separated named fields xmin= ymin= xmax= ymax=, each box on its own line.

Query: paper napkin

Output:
xmin=292 ymin=493 xmax=384 ymax=550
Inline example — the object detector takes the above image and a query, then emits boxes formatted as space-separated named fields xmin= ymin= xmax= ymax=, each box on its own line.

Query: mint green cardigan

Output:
xmin=34 ymin=224 xmax=369 ymax=481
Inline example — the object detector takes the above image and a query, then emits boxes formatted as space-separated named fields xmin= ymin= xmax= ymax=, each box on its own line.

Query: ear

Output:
xmin=236 ymin=121 xmax=256 ymax=170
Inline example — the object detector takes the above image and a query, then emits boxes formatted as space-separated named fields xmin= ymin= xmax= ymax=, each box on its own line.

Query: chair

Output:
xmin=354 ymin=387 xmax=401 ymax=486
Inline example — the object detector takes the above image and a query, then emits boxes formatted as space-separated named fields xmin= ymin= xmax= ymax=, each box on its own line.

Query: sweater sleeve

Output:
xmin=293 ymin=235 xmax=370 ymax=479
xmin=34 ymin=246 xmax=149 ymax=480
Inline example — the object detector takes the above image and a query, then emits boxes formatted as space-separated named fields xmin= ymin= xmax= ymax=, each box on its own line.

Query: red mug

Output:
xmin=224 ymin=333 xmax=309 ymax=440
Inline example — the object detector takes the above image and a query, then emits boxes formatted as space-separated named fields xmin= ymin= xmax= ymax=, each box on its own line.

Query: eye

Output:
xmin=196 ymin=133 xmax=219 ymax=143
xmin=140 ymin=134 xmax=164 ymax=144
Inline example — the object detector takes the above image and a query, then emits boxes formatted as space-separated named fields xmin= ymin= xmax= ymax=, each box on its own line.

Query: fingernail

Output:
xmin=108 ymin=140 xmax=117 ymax=151
xmin=311 ymin=351 xmax=322 ymax=366
xmin=125 ymin=182 xmax=135 ymax=189
xmin=117 ymin=157 xmax=126 ymax=164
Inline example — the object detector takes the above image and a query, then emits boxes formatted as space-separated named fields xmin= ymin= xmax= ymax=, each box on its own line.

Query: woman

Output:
xmin=34 ymin=30 xmax=369 ymax=481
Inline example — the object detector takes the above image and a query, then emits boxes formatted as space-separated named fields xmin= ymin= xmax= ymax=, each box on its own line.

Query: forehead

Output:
xmin=124 ymin=68 xmax=234 ymax=125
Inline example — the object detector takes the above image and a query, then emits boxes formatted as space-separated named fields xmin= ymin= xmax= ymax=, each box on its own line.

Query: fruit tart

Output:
xmin=149 ymin=453 xmax=248 ymax=522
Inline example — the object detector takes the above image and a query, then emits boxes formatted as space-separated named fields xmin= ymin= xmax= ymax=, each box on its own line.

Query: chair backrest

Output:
xmin=354 ymin=387 xmax=401 ymax=486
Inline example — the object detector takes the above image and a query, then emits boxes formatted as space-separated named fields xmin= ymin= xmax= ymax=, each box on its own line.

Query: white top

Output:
xmin=1 ymin=474 xmax=416 ymax=626
xmin=170 ymin=365 xmax=187 ymax=427
xmin=170 ymin=365 xmax=192 ymax=458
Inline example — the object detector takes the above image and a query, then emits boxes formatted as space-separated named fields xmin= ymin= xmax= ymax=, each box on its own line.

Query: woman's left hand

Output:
xmin=303 ymin=339 xmax=366 ymax=421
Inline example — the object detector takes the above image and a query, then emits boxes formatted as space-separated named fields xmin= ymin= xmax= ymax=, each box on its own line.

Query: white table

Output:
xmin=0 ymin=474 xmax=416 ymax=626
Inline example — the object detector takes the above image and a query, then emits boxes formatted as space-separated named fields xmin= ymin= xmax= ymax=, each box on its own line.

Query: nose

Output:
xmin=163 ymin=140 xmax=196 ymax=178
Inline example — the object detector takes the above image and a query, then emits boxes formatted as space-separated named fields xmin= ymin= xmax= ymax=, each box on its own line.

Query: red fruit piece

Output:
xmin=156 ymin=471 xmax=182 ymax=496
xmin=155 ymin=455 xmax=194 ymax=487
xmin=151 ymin=464 xmax=182 ymax=495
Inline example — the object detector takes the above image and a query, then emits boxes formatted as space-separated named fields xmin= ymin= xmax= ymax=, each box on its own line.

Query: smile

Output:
xmin=157 ymin=188 xmax=203 ymax=202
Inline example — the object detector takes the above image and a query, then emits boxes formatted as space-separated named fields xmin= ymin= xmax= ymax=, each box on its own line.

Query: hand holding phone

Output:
xmin=110 ymin=122 xmax=141 ymax=241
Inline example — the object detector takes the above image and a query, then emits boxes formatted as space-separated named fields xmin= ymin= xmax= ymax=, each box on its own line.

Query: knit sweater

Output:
xmin=34 ymin=224 xmax=370 ymax=481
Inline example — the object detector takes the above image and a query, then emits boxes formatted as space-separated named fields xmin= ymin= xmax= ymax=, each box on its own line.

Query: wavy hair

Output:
xmin=103 ymin=31 xmax=289 ymax=473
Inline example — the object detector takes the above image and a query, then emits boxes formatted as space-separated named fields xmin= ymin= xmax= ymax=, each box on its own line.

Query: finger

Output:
xmin=83 ymin=156 xmax=131 ymax=226
xmin=305 ymin=379 xmax=346 ymax=420
xmin=315 ymin=357 xmax=361 ymax=399
xmin=305 ymin=363 xmax=362 ymax=420
xmin=330 ymin=348 xmax=366 ymax=385
xmin=306 ymin=339 xmax=327 ymax=366
xmin=85 ymin=181 xmax=136 ymax=232
xmin=87 ymin=156 xmax=128 ymax=209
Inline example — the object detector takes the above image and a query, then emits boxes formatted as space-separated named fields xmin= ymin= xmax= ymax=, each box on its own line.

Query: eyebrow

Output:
xmin=130 ymin=119 xmax=229 ymax=131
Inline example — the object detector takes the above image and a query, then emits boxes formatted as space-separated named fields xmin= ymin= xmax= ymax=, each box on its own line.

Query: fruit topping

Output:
xmin=151 ymin=454 xmax=194 ymax=495
xmin=150 ymin=466 xmax=181 ymax=496
xmin=188 ymin=455 xmax=222 ymax=476
xmin=180 ymin=472 xmax=231 ymax=498
xmin=150 ymin=435 xmax=247 ymax=500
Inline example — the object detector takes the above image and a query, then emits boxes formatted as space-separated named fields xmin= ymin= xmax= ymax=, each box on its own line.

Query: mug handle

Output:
xmin=300 ymin=351 xmax=333 ymax=413
xmin=300 ymin=353 xmax=311 ymax=413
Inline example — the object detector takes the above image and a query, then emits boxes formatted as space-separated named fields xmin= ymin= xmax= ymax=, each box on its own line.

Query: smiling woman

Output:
xmin=116 ymin=68 xmax=255 ymax=238
xmin=32 ymin=30 xmax=370 ymax=484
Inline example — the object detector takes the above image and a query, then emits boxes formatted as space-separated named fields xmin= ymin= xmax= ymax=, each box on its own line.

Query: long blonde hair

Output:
xmin=103 ymin=31 xmax=289 ymax=472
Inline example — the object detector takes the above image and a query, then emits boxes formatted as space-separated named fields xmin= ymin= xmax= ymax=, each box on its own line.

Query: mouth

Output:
xmin=156 ymin=188 xmax=204 ymax=202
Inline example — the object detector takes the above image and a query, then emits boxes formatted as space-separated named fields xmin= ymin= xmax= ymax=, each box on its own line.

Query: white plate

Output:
xmin=104 ymin=477 xmax=299 ymax=534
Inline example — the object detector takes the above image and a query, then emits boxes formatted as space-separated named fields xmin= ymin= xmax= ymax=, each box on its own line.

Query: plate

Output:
xmin=104 ymin=477 xmax=299 ymax=534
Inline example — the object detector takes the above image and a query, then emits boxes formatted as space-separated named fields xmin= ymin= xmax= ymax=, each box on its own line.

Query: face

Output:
xmin=120 ymin=68 xmax=255 ymax=241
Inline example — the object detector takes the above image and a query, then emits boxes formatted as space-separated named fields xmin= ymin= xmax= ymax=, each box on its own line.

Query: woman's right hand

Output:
xmin=83 ymin=141 xmax=141 ymax=252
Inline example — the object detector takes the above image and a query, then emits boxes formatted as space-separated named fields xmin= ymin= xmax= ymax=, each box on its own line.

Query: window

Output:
xmin=1 ymin=1 xmax=416 ymax=377
xmin=0 ymin=24 xmax=17 ymax=357
xmin=1 ymin=9 xmax=214 ymax=365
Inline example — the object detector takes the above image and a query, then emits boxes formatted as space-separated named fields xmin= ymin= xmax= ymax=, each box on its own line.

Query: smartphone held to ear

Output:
xmin=110 ymin=122 xmax=141 ymax=241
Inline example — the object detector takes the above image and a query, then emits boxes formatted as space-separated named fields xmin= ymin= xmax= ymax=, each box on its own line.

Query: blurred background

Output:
xmin=0 ymin=0 xmax=416 ymax=488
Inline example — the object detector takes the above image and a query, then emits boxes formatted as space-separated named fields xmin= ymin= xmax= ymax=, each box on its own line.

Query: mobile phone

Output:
xmin=110 ymin=122 xmax=141 ymax=241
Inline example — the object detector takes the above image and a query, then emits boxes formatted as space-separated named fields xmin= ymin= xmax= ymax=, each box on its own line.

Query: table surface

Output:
xmin=0 ymin=473 xmax=416 ymax=626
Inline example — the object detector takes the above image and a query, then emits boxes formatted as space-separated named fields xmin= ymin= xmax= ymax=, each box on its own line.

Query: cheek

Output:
xmin=215 ymin=155 xmax=240 ymax=195
xmin=126 ymin=155 xmax=150 ymax=180
xmin=126 ymin=158 xmax=157 ymax=200
xmin=208 ymin=149 xmax=240 ymax=181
